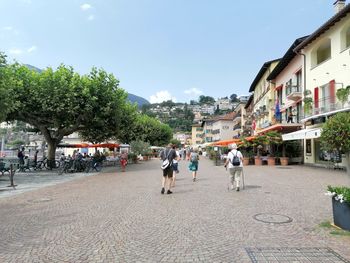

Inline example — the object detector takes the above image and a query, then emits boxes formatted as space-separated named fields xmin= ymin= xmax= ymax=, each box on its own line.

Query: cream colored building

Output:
xmin=232 ymin=103 xmax=246 ymax=138
xmin=284 ymin=1 xmax=350 ymax=167
xmin=249 ymin=59 xmax=280 ymax=133
xmin=191 ymin=123 xmax=204 ymax=146
xmin=212 ymin=112 xmax=235 ymax=142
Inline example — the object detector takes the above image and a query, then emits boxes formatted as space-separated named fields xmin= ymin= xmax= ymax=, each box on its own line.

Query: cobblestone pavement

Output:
xmin=0 ymin=158 xmax=349 ymax=262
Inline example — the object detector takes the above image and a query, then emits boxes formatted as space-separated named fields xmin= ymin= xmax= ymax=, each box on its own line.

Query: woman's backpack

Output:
xmin=230 ymin=151 xmax=240 ymax=166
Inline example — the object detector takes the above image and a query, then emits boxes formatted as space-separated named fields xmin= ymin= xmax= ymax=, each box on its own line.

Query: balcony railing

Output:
xmin=233 ymin=124 xmax=241 ymax=131
xmin=304 ymin=96 xmax=350 ymax=118
xmin=286 ymin=85 xmax=302 ymax=101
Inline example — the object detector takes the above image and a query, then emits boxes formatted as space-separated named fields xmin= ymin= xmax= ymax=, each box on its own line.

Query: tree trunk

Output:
xmin=47 ymin=141 xmax=58 ymax=169
xmin=346 ymin=152 xmax=350 ymax=177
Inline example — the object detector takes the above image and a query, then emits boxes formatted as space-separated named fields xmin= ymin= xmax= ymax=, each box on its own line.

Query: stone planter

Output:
xmin=267 ymin=157 xmax=276 ymax=166
xmin=254 ymin=156 xmax=262 ymax=166
xmin=332 ymin=197 xmax=350 ymax=231
xmin=280 ymin=157 xmax=289 ymax=166
xmin=143 ymin=156 xmax=149 ymax=161
xmin=243 ymin=157 xmax=250 ymax=166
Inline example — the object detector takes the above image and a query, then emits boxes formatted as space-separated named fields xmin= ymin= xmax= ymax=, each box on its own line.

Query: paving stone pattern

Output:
xmin=0 ymin=158 xmax=349 ymax=262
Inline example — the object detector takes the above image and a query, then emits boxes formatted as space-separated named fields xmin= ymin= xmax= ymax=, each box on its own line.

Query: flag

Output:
xmin=275 ymin=98 xmax=281 ymax=122
xmin=252 ymin=120 xmax=256 ymax=131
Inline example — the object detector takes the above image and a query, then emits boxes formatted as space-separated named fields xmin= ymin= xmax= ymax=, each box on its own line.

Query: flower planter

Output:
xmin=254 ymin=156 xmax=262 ymax=166
xmin=332 ymin=197 xmax=350 ymax=231
xmin=267 ymin=157 xmax=275 ymax=166
xmin=280 ymin=157 xmax=289 ymax=166
xmin=143 ymin=156 xmax=149 ymax=161
xmin=243 ymin=157 xmax=250 ymax=166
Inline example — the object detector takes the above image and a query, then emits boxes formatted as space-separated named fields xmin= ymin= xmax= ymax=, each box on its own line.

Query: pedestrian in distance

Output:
xmin=120 ymin=151 xmax=128 ymax=172
xmin=224 ymin=143 xmax=244 ymax=191
xmin=171 ymin=145 xmax=180 ymax=187
xmin=189 ymin=148 xmax=199 ymax=182
xmin=160 ymin=143 xmax=177 ymax=195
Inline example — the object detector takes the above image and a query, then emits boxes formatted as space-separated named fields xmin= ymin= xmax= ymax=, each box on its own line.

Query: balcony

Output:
xmin=233 ymin=124 xmax=241 ymax=131
xmin=286 ymin=85 xmax=302 ymax=101
xmin=304 ymin=96 xmax=350 ymax=118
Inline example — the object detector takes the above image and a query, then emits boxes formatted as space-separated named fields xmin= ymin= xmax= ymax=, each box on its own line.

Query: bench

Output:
xmin=0 ymin=160 xmax=18 ymax=189
xmin=0 ymin=161 xmax=10 ymax=176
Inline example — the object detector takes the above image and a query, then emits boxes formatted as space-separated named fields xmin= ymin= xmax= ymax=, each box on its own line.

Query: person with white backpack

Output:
xmin=224 ymin=143 xmax=244 ymax=191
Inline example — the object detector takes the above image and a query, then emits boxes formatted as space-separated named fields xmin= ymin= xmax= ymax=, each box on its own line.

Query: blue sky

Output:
xmin=0 ymin=0 xmax=336 ymax=103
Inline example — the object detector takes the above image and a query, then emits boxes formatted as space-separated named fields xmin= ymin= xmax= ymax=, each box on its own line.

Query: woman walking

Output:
xmin=188 ymin=148 xmax=199 ymax=182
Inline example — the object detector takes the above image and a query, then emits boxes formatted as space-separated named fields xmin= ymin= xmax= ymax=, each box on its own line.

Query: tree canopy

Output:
xmin=198 ymin=95 xmax=215 ymax=105
xmin=4 ymin=63 xmax=129 ymax=165
xmin=0 ymin=52 xmax=15 ymax=122
xmin=320 ymin=112 xmax=350 ymax=153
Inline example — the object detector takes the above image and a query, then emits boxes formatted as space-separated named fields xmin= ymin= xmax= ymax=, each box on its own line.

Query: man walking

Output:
xmin=160 ymin=143 xmax=177 ymax=194
xmin=224 ymin=143 xmax=244 ymax=191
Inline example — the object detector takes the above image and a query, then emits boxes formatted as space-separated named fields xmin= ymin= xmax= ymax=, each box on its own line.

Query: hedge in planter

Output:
xmin=326 ymin=186 xmax=350 ymax=231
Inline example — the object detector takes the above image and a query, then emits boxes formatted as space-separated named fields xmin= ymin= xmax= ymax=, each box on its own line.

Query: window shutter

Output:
xmin=329 ymin=80 xmax=335 ymax=104
xmin=314 ymin=87 xmax=319 ymax=109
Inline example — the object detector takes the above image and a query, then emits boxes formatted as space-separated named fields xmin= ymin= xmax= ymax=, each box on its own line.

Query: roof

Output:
xmin=267 ymin=36 xmax=309 ymax=81
xmin=214 ymin=111 xmax=236 ymax=121
xmin=244 ymin=95 xmax=254 ymax=109
xmin=294 ymin=3 xmax=350 ymax=52
xmin=249 ymin=58 xmax=281 ymax=92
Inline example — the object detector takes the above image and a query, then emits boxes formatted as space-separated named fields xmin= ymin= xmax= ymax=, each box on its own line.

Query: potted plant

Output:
xmin=265 ymin=131 xmax=282 ymax=166
xmin=130 ymin=140 xmax=151 ymax=162
xmin=239 ymin=138 xmax=253 ymax=165
xmin=303 ymin=97 xmax=313 ymax=115
xmin=336 ymin=85 xmax=350 ymax=108
xmin=320 ymin=112 xmax=350 ymax=175
xmin=325 ymin=186 xmax=350 ymax=231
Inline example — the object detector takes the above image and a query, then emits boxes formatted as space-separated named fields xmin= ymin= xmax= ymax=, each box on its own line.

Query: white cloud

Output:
xmin=80 ymin=3 xmax=92 ymax=11
xmin=87 ymin=15 xmax=95 ymax=21
xmin=184 ymin=87 xmax=203 ymax=97
xmin=9 ymin=48 xmax=23 ymax=55
xmin=149 ymin=90 xmax=177 ymax=104
xmin=2 ymin=26 xmax=13 ymax=31
xmin=27 ymin=45 xmax=37 ymax=53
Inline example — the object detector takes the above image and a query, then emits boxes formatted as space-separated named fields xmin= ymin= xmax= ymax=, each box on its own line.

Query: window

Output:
xmin=311 ymin=39 xmax=331 ymax=67
xmin=340 ymin=24 xmax=350 ymax=51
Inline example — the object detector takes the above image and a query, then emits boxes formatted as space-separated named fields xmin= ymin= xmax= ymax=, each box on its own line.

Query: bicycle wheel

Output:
xmin=94 ymin=162 xmax=102 ymax=172
xmin=55 ymin=160 xmax=60 ymax=168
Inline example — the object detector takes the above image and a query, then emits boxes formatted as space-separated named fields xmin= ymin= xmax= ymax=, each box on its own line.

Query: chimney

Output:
xmin=333 ymin=0 xmax=346 ymax=13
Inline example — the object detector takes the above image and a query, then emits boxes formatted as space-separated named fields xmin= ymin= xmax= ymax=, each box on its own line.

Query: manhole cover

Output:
xmin=245 ymin=247 xmax=350 ymax=263
xmin=28 ymin=198 xmax=52 ymax=203
xmin=253 ymin=213 xmax=293 ymax=224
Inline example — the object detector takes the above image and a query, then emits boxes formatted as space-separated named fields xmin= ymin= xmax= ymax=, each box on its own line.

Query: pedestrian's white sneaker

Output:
xmin=230 ymin=185 xmax=234 ymax=190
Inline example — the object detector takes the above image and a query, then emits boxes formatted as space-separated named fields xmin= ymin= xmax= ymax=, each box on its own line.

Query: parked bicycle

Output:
xmin=35 ymin=157 xmax=60 ymax=170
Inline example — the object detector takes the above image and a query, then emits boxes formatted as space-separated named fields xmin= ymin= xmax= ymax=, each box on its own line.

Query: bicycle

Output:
xmin=36 ymin=157 xmax=60 ymax=170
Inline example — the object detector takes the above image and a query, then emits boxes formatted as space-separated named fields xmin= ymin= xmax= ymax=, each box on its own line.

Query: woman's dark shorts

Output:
xmin=163 ymin=166 xmax=173 ymax=177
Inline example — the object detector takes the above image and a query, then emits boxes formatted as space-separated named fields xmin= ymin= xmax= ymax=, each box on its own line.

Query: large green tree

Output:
xmin=6 ymin=64 xmax=128 ymax=167
xmin=127 ymin=114 xmax=172 ymax=146
xmin=0 ymin=52 xmax=14 ymax=122
xmin=320 ymin=112 xmax=350 ymax=175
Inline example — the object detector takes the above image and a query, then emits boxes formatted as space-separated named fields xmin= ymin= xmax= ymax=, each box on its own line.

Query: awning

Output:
xmin=209 ymin=139 xmax=241 ymax=146
xmin=282 ymin=128 xmax=322 ymax=141
xmin=257 ymin=123 xmax=302 ymax=135
xmin=305 ymin=128 xmax=322 ymax=139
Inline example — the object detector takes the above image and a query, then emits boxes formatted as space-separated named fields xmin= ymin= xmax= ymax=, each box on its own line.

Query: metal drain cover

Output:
xmin=245 ymin=247 xmax=350 ymax=263
xmin=253 ymin=213 xmax=293 ymax=224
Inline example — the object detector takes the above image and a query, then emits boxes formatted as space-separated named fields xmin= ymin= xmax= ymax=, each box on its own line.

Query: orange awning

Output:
xmin=209 ymin=139 xmax=241 ymax=146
